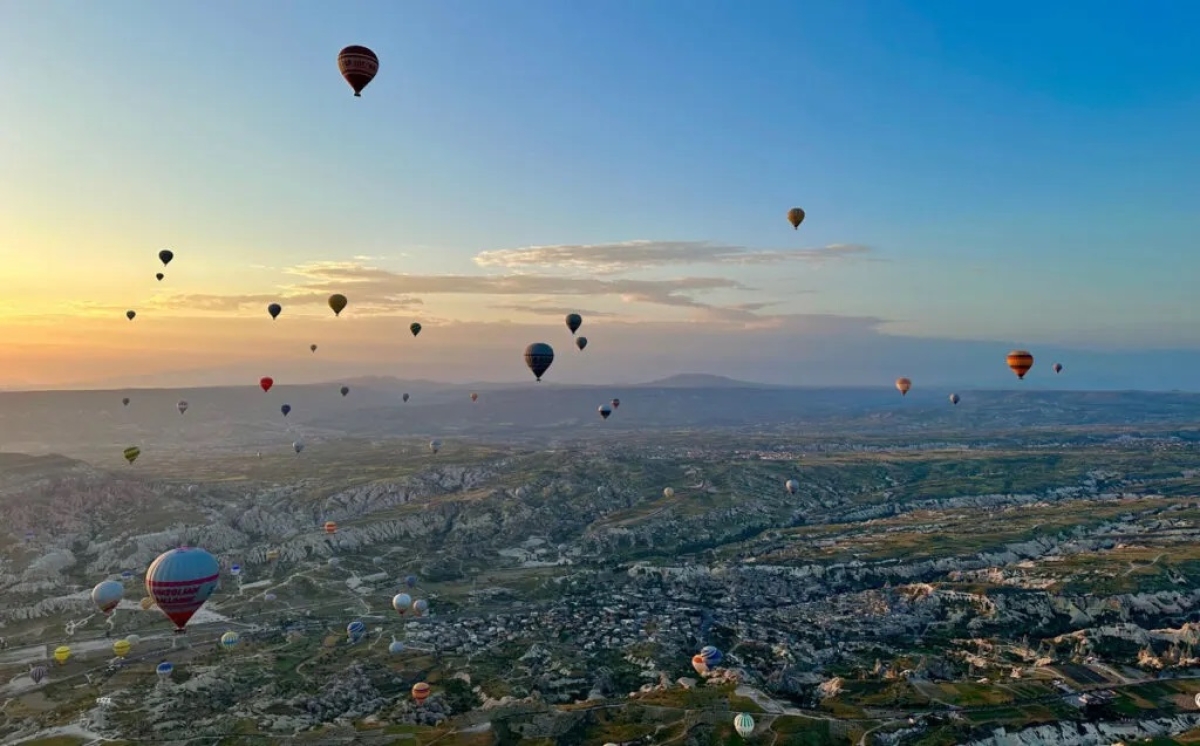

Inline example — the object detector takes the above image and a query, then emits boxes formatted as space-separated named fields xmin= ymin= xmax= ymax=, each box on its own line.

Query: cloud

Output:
xmin=148 ymin=261 xmax=757 ymax=319
xmin=473 ymin=240 xmax=876 ymax=274
xmin=489 ymin=304 xmax=621 ymax=318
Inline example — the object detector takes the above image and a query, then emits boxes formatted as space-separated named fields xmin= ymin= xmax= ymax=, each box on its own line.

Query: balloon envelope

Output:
xmin=524 ymin=342 xmax=555 ymax=381
xmin=145 ymin=547 xmax=221 ymax=631
xmin=1007 ymin=350 xmax=1034 ymax=379
xmin=91 ymin=580 xmax=124 ymax=614
xmin=337 ymin=45 xmax=379 ymax=96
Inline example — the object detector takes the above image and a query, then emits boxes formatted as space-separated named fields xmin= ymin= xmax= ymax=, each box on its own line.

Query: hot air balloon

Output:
xmin=895 ymin=377 xmax=912 ymax=396
xmin=404 ymin=574 xmax=418 ymax=588
xmin=412 ymin=682 xmax=431 ymax=704
xmin=54 ymin=646 xmax=71 ymax=664
xmin=156 ymin=661 xmax=173 ymax=678
xmin=392 ymin=593 xmax=413 ymax=615
xmin=30 ymin=665 xmax=47 ymax=684
xmin=340 ymin=385 xmax=349 ymax=397
xmin=663 ymin=487 xmax=675 ymax=499
xmin=337 ymin=45 xmax=379 ymax=97
xmin=691 ymin=654 xmax=708 ymax=676
xmin=949 ymin=393 xmax=960 ymax=405
xmin=787 ymin=207 xmax=806 ymax=229
xmin=92 ymin=580 xmax=124 ymax=614
xmin=293 ymin=440 xmax=305 ymax=454
xmin=281 ymin=404 xmax=291 ymax=417
xmin=229 ymin=564 xmax=242 ymax=577
xmin=112 ymin=639 xmax=131 ymax=658
xmin=328 ymin=294 xmax=348 ymax=316
xmin=126 ymin=310 xmax=136 ymax=321
xmin=347 ymin=620 xmax=366 ymax=642
xmin=412 ymin=598 xmax=429 ymax=616
xmin=220 ymin=631 xmax=240 ymax=649
xmin=156 ymin=272 xmax=164 ymax=281
xmin=324 ymin=521 xmax=337 ymax=534
xmin=785 ymin=479 xmax=799 ymax=495
xmin=122 ymin=397 xmax=130 ymax=406
xmin=429 ymin=439 xmax=442 ymax=454
xmin=177 ymin=400 xmax=189 ymax=414
xmin=1053 ymin=362 xmax=1063 ymax=374
xmin=734 ymin=713 xmax=755 ymax=738
xmin=389 ymin=639 xmax=405 ymax=655
xmin=311 ymin=344 xmax=318 ymax=353
xmin=140 ymin=596 xmax=155 ymax=610
xmin=611 ymin=398 xmax=620 ymax=409
xmin=470 ymin=392 xmax=478 ymax=402
xmin=267 ymin=303 xmax=281 ymax=320
xmin=576 ymin=336 xmax=588 ymax=351
xmin=410 ymin=322 xmax=422 ymax=337
xmin=266 ymin=549 xmax=281 ymax=561
xmin=158 ymin=249 xmax=174 ymax=266
xmin=598 ymin=404 xmax=612 ymax=420
xmin=1007 ymin=350 xmax=1034 ymax=379
xmin=565 ymin=313 xmax=582 ymax=334
xmin=144 ymin=547 xmax=221 ymax=631
xmin=524 ymin=343 xmax=555 ymax=382
xmin=123 ymin=446 xmax=141 ymax=464
xmin=700 ymin=646 xmax=722 ymax=667
xmin=260 ymin=377 xmax=274 ymax=392
xmin=402 ymin=393 xmax=410 ymax=402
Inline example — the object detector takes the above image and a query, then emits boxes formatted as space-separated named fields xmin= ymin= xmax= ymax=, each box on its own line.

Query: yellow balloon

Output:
xmin=112 ymin=639 xmax=131 ymax=658
xmin=53 ymin=646 xmax=71 ymax=664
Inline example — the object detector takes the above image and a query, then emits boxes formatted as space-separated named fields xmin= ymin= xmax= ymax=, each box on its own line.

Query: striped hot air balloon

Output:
xmin=145 ymin=547 xmax=220 ymax=631
xmin=734 ymin=713 xmax=755 ymax=738
xmin=324 ymin=521 xmax=337 ymax=534
xmin=412 ymin=682 xmax=431 ymax=704
xmin=1007 ymin=350 xmax=1034 ymax=379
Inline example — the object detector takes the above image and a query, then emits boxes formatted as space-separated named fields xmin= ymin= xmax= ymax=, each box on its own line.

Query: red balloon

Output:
xmin=337 ymin=45 xmax=379 ymax=97
xmin=260 ymin=377 xmax=274 ymax=392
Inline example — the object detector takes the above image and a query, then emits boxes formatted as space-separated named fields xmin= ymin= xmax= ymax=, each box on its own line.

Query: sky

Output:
xmin=0 ymin=0 xmax=1198 ymax=390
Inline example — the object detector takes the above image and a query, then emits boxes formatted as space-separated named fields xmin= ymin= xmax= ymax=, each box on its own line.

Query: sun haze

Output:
xmin=0 ymin=1 xmax=1197 ymax=389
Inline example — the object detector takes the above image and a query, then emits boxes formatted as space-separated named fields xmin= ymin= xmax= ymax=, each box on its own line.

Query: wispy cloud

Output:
xmin=489 ymin=304 xmax=621 ymax=318
xmin=147 ymin=261 xmax=757 ymax=319
xmin=473 ymin=240 xmax=876 ymax=274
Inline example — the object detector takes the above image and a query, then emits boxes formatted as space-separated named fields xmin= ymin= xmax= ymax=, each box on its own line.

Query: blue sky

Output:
xmin=0 ymin=0 xmax=1197 ymax=388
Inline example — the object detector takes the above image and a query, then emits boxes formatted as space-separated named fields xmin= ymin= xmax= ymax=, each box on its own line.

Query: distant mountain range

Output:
xmin=1 ymin=374 xmax=1198 ymax=466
